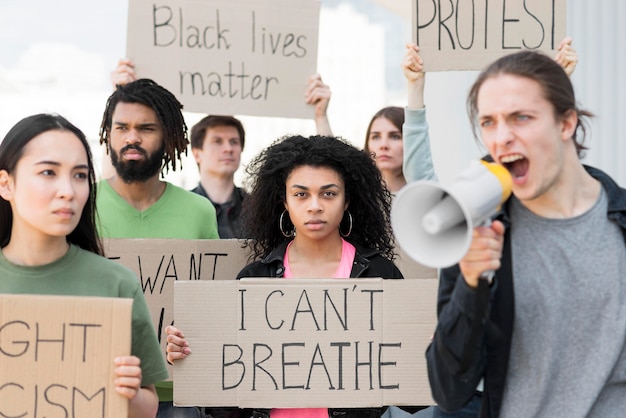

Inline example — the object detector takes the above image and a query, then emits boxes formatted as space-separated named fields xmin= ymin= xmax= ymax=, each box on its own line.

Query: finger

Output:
xmin=165 ymin=325 xmax=184 ymax=338
xmin=115 ymin=356 xmax=141 ymax=367
xmin=115 ymin=382 xmax=140 ymax=400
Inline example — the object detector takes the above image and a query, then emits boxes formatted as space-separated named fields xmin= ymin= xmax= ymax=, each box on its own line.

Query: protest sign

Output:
xmin=413 ymin=0 xmax=566 ymax=70
xmin=104 ymin=239 xmax=437 ymax=379
xmin=173 ymin=278 xmax=438 ymax=407
xmin=0 ymin=294 xmax=131 ymax=417
xmin=126 ymin=0 xmax=320 ymax=118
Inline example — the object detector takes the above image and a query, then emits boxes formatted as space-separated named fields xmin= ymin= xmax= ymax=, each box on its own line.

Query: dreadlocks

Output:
xmin=99 ymin=79 xmax=188 ymax=172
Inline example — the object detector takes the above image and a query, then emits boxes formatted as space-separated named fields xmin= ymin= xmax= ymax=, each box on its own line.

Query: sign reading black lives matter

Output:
xmin=126 ymin=0 xmax=320 ymax=118
xmin=414 ymin=0 xmax=566 ymax=71
xmin=173 ymin=279 xmax=438 ymax=408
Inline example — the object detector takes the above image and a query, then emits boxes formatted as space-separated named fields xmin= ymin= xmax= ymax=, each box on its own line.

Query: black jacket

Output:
xmin=191 ymin=184 xmax=247 ymax=239
xmin=238 ymin=239 xmax=403 ymax=418
xmin=426 ymin=166 xmax=626 ymax=418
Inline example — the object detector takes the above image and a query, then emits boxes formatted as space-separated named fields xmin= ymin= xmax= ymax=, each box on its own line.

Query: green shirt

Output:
xmin=0 ymin=244 xmax=169 ymax=387
xmin=96 ymin=180 xmax=219 ymax=239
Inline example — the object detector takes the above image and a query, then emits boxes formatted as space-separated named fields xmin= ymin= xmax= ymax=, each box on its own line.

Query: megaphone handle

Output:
xmin=478 ymin=219 xmax=495 ymax=285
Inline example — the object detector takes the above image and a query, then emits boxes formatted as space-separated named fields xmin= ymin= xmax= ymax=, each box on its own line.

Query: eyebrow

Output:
xmin=113 ymin=121 xmax=159 ymax=128
xmin=35 ymin=160 xmax=89 ymax=170
xmin=290 ymin=183 xmax=341 ymax=190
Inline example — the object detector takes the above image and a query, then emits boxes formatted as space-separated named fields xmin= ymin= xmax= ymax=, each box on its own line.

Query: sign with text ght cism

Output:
xmin=0 ymin=294 xmax=132 ymax=417
xmin=127 ymin=0 xmax=320 ymax=118
xmin=173 ymin=278 xmax=438 ymax=408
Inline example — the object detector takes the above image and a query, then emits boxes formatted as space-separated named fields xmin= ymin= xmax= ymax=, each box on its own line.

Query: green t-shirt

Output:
xmin=96 ymin=180 xmax=219 ymax=239
xmin=0 ymin=244 xmax=169 ymax=387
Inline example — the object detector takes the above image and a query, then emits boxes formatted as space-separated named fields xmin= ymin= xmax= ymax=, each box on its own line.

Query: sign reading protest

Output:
xmin=126 ymin=0 xmax=320 ymax=118
xmin=0 ymin=294 xmax=131 ymax=417
xmin=173 ymin=279 xmax=438 ymax=408
xmin=413 ymin=0 xmax=566 ymax=71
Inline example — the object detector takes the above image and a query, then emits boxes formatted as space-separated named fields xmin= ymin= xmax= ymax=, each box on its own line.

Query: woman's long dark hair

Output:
xmin=242 ymin=135 xmax=395 ymax=261
xmin=0 ymin=114 xmax=103 ymax=255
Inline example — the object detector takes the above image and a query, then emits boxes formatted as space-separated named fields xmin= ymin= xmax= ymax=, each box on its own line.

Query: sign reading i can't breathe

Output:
xmin=126 ymin=0 xmax=320 ymax=119
xmin=413 ymin=0 xmax=567 ymax=71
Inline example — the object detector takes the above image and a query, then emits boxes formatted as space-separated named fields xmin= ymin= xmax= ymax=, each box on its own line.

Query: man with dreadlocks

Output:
xmin=96 ymin=78 xmax=219 ymax=418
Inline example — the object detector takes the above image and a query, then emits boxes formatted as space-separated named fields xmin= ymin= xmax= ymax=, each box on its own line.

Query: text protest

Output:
xmin=173 ymin=279 xmax=438 ymax=408
xmin=0 ymin=294 xmax=131 ymax=417
xmin=127 ymin=0 xmax=320 ymax=118
xmin=413 ymin=0 xmax=566 ymax=70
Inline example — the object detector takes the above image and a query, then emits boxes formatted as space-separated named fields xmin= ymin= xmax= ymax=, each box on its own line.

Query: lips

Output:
xmin=499 ymin=154 xmax=529 ymax=181
xmin=121 ymin=145 xmax=147 ymax=160
xmin=53 ymin=208 xmax=75 ymax=219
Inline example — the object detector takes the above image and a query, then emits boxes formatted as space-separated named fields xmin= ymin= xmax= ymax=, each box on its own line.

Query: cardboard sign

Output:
xmin=173 ymin=278 xmax=438 ymax=408
xmin=0 ymin=294 xmax=131 ymax=417
xmin=413 ymin=0 xmax=567 ymax=71
xmin=103 ymin=238 xmax=250 ymax=375
xmin=103 ymin=239 xmax=437 ymax=380
xmin=126 ymin=0 xmax=320 ymax=118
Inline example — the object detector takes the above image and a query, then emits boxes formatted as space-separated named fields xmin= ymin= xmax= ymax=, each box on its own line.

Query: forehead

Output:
xmin=22 ymin=130 xmax=87 ymax=162
xmin=286 ymin=165 xmax=343 ymax=186
xmin=112 ymin=101 xmax=159 ymax=123
xmin=477 ymin=74 xmax=550 ymax=115
xmin=205 ymin=125 xmax=241 ymax=139
xmin=370 ymin=116 xmax=400 ymax=132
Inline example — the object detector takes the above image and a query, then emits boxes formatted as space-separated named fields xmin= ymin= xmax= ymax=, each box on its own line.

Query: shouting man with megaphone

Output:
xmin=415 ymin=48 xmax=626 ymax=418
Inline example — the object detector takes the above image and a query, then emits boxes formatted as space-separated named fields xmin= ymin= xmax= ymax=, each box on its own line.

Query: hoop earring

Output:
xmin=279 ymin=210 xmax=295 ymax=238
xmin=340 ymin=210 xmax=353 ymax=237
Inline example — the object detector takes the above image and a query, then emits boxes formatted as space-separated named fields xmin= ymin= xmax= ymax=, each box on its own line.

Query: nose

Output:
xmin=307 ymin=195 xmax=323 ymax=213
xmin=125 ymin=128 xmax=141 ymax=145
xmin=57 ymin=176 xmax=76 ymax=200
xmin=378 ymin=137 xmax=390 ymax=150
xmin=492 ymin=121 xmax=515 ymax=148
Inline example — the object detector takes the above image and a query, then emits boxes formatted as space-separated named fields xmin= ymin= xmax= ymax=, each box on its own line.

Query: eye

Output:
xmin=74 ymin=171 xmax=89 ymax=180
xmin=294 ymin=191 xmax=306 ymax=198
xmin=516 ymin=114 xmax=530 ymax=122
xmin=369 ymin=134 xmax=380 ymax=141
xmin=115 ymin=126 xmax=127 ymax=131
xmin=391 ymin=133 xmax=402 ymax=140
xmin=480 ymin=119 xmax=493 ymax=128
xmin=322 ymin=191 xmax=337 ymax=198
xmin=40 ymin=169 xmax=55 ymax=176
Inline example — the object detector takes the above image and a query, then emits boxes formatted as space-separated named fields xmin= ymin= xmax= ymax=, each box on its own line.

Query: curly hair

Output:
xmin=99 ymin=78 xmax=188 ymax=172
xmin=242 ymin=135 xmax=395 ymax=261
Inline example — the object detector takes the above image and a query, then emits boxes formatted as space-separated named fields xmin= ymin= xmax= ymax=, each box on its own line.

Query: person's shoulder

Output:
xmin=164 ymin=182 xmax=216 ymax=211
xmin=72 ymin=246 xmax=138 ymax=283
xmin=237 ymin=259 xmax=270 ymax=279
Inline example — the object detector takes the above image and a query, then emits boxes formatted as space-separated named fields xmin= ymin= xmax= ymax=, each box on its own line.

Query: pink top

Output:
xmin=273 ymin=238 xmax=356 ymax=418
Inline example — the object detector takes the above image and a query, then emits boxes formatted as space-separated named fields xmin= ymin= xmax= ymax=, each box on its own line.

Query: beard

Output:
xmin=110 ymin=143 xmax=165 ymax=183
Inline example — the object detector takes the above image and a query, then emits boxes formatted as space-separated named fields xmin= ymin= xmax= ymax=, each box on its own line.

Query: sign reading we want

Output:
xmin=414 ymin=0 xmax=567 ymax=71
xmin=127 ymin=0 xmax=320 ymax=118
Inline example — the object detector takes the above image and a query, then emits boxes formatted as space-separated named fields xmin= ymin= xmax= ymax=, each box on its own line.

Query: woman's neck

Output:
xmin=382 ymin=170 xmax=406 ymax=193
xmin=287 ymin=234 xmax=344 ymax=278
xmin=2 ymin=235 xmax=70 ymax=266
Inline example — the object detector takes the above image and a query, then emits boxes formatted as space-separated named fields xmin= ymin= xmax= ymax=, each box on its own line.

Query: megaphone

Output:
xmin=392 ymin=160 xmax=512 ymax=269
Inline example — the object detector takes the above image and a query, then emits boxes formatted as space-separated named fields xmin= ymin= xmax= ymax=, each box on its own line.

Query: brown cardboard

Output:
xmin=413 ymin=0 xmax=567 ymax=71
xmin=0 ymin=294 xmax=132 ymax=417
xmin=126 ymin=0 xmax=320 ymax=119
xmin=103 ymin=239 xmax=437 ymax=380
xmin=173 ymin=278 xmax=438 ymax=408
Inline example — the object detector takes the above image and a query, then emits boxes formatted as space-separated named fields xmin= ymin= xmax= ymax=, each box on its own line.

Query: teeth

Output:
xmin=500 ymin=154 xmax=524 ymax=163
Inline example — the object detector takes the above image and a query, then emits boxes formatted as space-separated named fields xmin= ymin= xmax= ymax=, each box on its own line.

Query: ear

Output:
xmin=344 ymin=201 xmax=349 ymax=212
xmin=0 ymin=170 xmax=15 ymax=201
xmin=560 ymin=109 xmax=578 ymax=142
xmin=191 ymin=148 xmax=202 ymax=165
